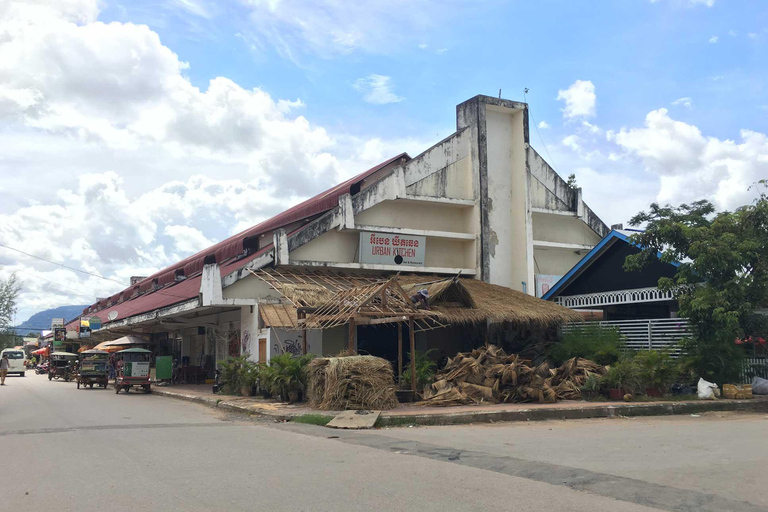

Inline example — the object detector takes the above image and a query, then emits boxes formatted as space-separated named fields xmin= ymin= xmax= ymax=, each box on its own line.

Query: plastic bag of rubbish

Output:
xmin=697 ymin=378 xmax=718 ymax=400
xmin=752 ymin=376 xmax=768 ymax=395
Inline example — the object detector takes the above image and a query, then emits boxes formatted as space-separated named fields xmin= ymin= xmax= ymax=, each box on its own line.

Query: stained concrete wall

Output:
xmin=406 ymin=156 xmax=474 ymax=199
xmin=533 ymin=248 xmax=585 ymax=279
xmin=289 ymin=229 xmax=359 ymax=263
xmin=355 ymin=200 xmax=476 ymax=234
xmin=484 ymin=105 xmax=532 ymax=292
xmin=532 ymin=213 xmax=602 ymax=246
xmin=240 ymin=305 xmax=259 ymax=361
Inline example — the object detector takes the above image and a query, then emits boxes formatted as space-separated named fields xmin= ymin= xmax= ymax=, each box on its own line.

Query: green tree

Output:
xmin=0 ymin=274 xmax=22 ymax=350
xmin=624 ymin=182 xmax=768 ymax=383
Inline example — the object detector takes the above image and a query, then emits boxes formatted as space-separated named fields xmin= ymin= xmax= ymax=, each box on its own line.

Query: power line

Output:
xmin=0 ymin=243 xmax=124 ymax=284
xmin=12 ymin=268 xmax=100 ymax=300
xmin=2 ymin=243 xmax=193 ymax=303
xmin=524 ymin=88 xmax=561 ymax=174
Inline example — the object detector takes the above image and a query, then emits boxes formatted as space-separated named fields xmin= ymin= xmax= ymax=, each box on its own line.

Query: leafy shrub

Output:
xmin=634 ymin=350 xmax=678 ymax=390
xmin=218 ymin=354 xmax=255 ymax=395
xmin=260 ymin=353 xmax=315 ymax=402
xmin=602 ymin=356 xmax=641 ymax=394
xmin=676 ymin=336 xmax=745 ymax=385
xmin=549 ymin=324 xmax=624 ymax=366
xmin=399 ymin=349 xmax=438 ymax=389
xmin=579 ymin=374 xmax=602 ymax=392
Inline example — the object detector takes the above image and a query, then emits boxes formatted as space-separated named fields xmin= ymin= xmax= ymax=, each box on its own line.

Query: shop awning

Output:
xmin=32 ymin=347 xmax=50 ymax=356
xmin=93 ymin=336 xmax=150 ymax=352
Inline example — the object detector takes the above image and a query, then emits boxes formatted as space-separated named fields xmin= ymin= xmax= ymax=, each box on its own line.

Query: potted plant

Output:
xmin=603 ymin=357 xmax=640 ymax=400
xmin=261 ymin=353 xmax=314 ymax=403
xmin=218 ymin=354 xmax=250 ymax=395
xmin=635 ymin=350 xmax=678 ymax=397
xmin=398 ymin=349 xmax=438 ymax=401
xmin=579 ymin=374 xmax=602 ymax=400
xmin=240 ymin=363 xmax=259 ymax=397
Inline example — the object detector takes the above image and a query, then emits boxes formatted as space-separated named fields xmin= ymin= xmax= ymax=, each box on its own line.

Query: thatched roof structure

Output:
xmin=400 ymin=276 xmax=582 ymax=327
xmin=260 ymin=304 xmax=299 ymax=329
xmin=253 ymin=268 xmax=580 ymax=329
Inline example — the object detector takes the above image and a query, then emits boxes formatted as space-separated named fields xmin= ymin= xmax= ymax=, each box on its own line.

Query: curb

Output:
xmin=377 ymin=399 xmax=768 ymax=427
xmin=151 ymin=388 xmax=768 ymax=427
xmin=151 ymin=388 xmax=299 ymax=421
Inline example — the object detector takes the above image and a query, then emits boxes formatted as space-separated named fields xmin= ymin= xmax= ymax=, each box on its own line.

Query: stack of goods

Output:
xmin=306 ymin=355 xmax=398 ymax=410
xmin=722 ymin=384 xmax=754 ymax=399
xmin=421 ymin=345 xmax=606 ymax=406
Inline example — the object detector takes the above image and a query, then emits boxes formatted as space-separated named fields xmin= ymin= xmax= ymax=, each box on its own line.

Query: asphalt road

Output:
xmin=2 ymin=373 xmax=766 ymax=512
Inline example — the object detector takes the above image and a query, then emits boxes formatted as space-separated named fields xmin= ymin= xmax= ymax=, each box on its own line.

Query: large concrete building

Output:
xmin=67 ymin=95 xmax=608 ymax=365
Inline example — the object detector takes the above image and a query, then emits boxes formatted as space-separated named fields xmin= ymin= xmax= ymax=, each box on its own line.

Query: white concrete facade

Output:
xmin=213 ymin=95 xmax=609 ymax=360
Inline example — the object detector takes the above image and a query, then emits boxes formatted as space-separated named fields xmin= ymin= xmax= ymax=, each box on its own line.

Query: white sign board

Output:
xmin=360 ymin=232 xmax=426 ymax=267
xmin=535 ymin=274 xmax=563 ymax=298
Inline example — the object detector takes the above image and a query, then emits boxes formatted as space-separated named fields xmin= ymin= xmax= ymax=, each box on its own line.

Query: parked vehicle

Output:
xmin=1 ymin=349 xmax=27 ymax=376
xmin=48 ymin=352 xmax=78 ymax=381
xmin=114 ymin=348 xmax=152 ymax=394
xmin=77 ymin=349 xmax=109 ymax=389
xmin=35 ymin=362 xmax=50 ymax=375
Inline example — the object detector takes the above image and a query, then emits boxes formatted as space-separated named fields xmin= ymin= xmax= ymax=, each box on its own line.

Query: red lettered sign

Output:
xmin=359 ymin=232 xmax=426 ymax=266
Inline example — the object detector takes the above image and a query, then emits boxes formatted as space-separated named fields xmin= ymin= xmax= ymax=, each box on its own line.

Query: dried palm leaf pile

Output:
xmin=421 ymin=345 xmax=607 ymax=406
xmin=307 ymin=355 xmax=399 ymax=411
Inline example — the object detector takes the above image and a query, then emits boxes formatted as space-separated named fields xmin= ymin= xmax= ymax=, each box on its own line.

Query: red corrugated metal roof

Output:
xmin=76 ymin=153 xmax=408 ymax=326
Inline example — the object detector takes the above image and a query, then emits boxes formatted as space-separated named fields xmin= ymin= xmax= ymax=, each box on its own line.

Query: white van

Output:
xmin=1 ymin=349 xmax=26 ymax=376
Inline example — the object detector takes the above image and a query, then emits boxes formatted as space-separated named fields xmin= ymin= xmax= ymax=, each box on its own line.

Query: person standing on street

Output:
xmin=0 ymin=354 xmax=9 ymax=385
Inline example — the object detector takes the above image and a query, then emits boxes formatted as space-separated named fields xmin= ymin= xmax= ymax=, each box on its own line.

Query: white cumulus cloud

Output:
xmin=163 ymin=225 xmax=215 ymax=254
xmin=556 ymin=80 xmax=596 ymax=119
xmin=0 ymin=0 xmax=413 ymax=321
xmin=610 ymin=108 xmax=768 ymax=209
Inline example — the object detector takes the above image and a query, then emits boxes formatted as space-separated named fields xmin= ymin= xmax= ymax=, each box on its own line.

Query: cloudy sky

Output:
xmin=1 ymin=0 xmax=767 ymax=324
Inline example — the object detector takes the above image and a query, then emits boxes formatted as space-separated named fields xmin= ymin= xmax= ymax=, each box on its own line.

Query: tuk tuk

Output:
xmin=77 ymin=349 xmax=109 ymax=389
xmin=114 ymin=348 xmax=152 ymax=394
xmin=48 ymin=352 xmax=78 ymax=381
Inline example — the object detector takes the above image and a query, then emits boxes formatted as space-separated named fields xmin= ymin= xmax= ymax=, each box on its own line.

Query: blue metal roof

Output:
xmin=541 ymin=229 xmax=680 ymax=301
xmin=541 ymin=230 xmax=630 ymax=300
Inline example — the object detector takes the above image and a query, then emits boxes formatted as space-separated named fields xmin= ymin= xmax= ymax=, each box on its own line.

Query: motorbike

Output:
xmin=35 ymin=362 xmax=50 ymax=375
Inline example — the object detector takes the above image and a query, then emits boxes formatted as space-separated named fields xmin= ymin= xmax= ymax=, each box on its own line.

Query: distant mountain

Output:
xmin=14 ymin=305 xmax=88 ymax=335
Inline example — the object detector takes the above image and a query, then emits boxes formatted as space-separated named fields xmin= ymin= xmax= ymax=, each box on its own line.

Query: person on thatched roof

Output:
xmin=410 ymin=289 xmax=430 ymax=309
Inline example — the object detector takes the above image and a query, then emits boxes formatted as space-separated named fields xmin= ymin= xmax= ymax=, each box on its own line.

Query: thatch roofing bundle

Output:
xmin=253 ymin=267 xmax=580 ymax=330
xmin=400 ymin=276 xmax=581 ymax=327
xmin=421 ymin=345 xmax=606 ymax=406
xmin=259 ymin=304 xmax=299 ymax=329
xmin=306 ymin=355 xmax=399 ymax=410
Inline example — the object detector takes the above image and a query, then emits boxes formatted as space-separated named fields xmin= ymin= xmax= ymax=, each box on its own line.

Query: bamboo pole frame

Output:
xmin=348 ymin=317 xmax=356 ymax=354
xmin=409 ymin=317 xmax=416 ymax=394
xmin=397 ymin=322 xmax=403 ymax=385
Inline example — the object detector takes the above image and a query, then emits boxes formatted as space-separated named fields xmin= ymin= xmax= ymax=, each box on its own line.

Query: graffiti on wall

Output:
xmin=273 ymin=338 xmax=303 ymax=356
xmin=227 ymin=323 xmax=240 ymax=357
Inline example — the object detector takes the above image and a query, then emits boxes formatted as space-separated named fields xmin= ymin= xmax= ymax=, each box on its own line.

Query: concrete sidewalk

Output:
xmin=151 ymin=383 xmax=768 ymax=426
